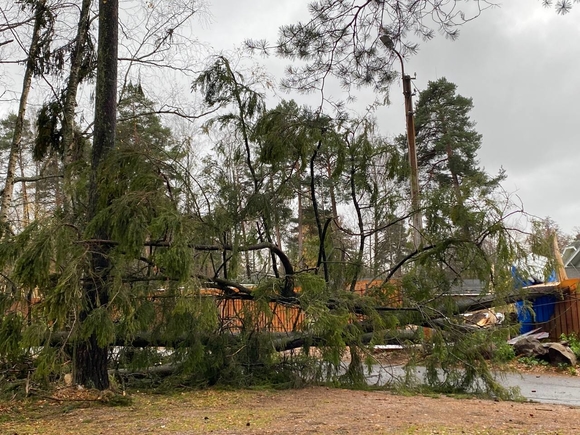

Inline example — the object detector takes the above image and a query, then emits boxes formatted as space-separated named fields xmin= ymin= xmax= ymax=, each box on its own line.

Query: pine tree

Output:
xmin=413 ymin=78 xmax=502 ymax=199
xmin=117 ymin=83 xmax=176 ymax=154
xmin=397 ymin=78 xmax=505 ymax=240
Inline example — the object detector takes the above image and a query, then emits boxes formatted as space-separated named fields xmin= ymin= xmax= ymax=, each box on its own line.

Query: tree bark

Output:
xmin=62 ymin=0 xmax=93 ymax=211
xmin=349 ymin=151 xmax=366 ymax=292
xmin=74 ymin=0 xmax=118 ymax=391
xmin=310 ymin=139 xmax=329 ymax=282
xmin=18 ymin=148 xmax=30 ymax=227
xmin=297 ymin=180 xmax=304 ymax=266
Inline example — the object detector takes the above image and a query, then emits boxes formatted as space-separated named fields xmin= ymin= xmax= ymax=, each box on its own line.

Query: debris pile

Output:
xmin=509 ymin=330 xmax=577 ymax=366
xmin=463 ymin=309 xmax=505 ymax=328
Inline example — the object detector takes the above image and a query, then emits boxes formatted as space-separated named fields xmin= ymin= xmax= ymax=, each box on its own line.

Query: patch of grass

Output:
xmin=399 ymin=425 xmax=565 ymax=435
xmin=517 ymin=356 xmax=549 ymax=367
xmin=492 ymin=342 xmax=516 ymax=363
xmin=0 ymin=387 xmax=574 ymax=435
xmin=101 ymin=394 xmax=133 ymax=407
xmin=561 ymin=332 xmax=580 ymax=359
xmin=0 ymin=388 xmax=278 ymax=435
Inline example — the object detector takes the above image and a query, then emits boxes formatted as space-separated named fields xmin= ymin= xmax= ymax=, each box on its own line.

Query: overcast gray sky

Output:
xmin=204 ymin=0 xmax=580 ymax=236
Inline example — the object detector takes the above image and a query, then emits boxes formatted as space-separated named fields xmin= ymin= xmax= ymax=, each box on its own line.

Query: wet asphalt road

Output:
xmin=368 ymin=365 xmax=580 ymax=406
xmin=499 ymin=371 xmax=580 ymax=406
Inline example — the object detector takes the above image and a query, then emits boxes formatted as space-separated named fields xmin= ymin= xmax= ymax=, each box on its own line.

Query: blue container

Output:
xmin=515 ymin=295 xmax=557 ymax=334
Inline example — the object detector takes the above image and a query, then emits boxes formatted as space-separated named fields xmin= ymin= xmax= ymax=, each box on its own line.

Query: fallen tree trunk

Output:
xmin=111 ymin=364 xmax=176 ymax=379
xmin=48 ymin=328 xmax=421 ymax=352
xmin=44 ymin=283 xmax=564 ymax=351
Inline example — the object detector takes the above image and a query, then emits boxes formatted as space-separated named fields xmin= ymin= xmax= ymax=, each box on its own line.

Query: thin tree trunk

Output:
xmin=234 ymin=166 xmax=251 ymax=280
xmin=297 ymin=182 xmax=304 ymax=266
xmin=222 ymin=231 xmax=228 ymax=279
xmin=18 ymin=149 xmax=30 ymax=227
xmin=74 ymin=0 xmax=118 ymax=391
xmin=310 ymin=139 xmax=329 ymax=282
xmin=271 ymin=176 xmax=282 ymax=252
xmin=373 ymin=207 xmax=379 ymax=276
xmin=241 ymin=222 xmax=252 ymax=280
xmin=52 ymin=154 xmax=63 ymax=210
xmin=224 ymin=59 xmax=280 ymax=279
xmin=349 ymin=155 xmax=365 ymax=292
xmin=327 ymin=160 xmax=338 ymax=220
xmin=34 ymin=161 xmax=40 ymax=220
xmin=62 ymin=0 xmax=92 ymax=211
xmin=0 ymin=0 xmax=46 ymax=234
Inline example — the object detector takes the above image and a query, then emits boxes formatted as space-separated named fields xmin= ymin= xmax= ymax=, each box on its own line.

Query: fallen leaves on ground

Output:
xmin=1 ymin=386 xmax=579 ymax=435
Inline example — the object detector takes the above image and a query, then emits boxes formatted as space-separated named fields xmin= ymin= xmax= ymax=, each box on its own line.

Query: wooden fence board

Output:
xmin=546 ymin=290 xmax=580 ymax=339
xmin=215 ymin=298 xmax=305 ymax=333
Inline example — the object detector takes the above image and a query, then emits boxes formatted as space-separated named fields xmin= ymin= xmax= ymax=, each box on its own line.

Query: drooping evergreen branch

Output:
xmin=78 ymin=239 xmax=296 ymax=297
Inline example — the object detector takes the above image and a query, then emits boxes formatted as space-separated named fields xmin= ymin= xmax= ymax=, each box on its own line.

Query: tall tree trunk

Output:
xmin=445 ymin=142 xmax=464 ymax=208
xmin=0 ymin=0 xmax=46 ymax=235
xmin=310 ymin=139 xmax=329 ymax=282
xmin=62 ymin=0 xmax=93 ymax=211
xmin=74 ymin=0 xmax=118 ymax=390
xmin=444 ymin=140 xmax=470 ymax=239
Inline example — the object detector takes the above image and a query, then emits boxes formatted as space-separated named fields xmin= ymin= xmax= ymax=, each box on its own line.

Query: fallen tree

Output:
xmin=40 ymin=280 xmax=565 ymax=353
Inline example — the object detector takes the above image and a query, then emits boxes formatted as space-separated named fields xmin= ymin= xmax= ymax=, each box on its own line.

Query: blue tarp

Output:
xmin=512 ymin=264 xmax=558 ymax=334
xmin=515 ymin=295 xmax=558 ymax=334
xmin=511 ymin=265 xmax=557 ymax=287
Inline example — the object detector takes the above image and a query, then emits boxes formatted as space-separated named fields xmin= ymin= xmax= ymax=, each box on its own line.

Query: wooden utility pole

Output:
xmin=402 ymin=73 xmax=422 ymax=248
xmin=380 ymin=34 xmax=422 ymax=248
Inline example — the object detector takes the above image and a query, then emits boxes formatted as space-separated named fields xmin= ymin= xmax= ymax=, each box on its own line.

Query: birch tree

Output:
xmin=0 ymin=0 xmax=50 ymax=235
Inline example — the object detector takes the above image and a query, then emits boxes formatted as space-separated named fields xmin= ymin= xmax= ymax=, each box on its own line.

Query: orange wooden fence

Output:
xmin=546 ymin=290 xmax=580 ymax=339
xmin=214 ymin=279 xmax=401 ymax=333
xmin=216 ymin=298 xmax=304 ymax=333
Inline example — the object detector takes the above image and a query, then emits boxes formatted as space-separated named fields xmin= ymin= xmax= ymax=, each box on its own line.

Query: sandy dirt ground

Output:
xmin=1 ymin=385 xmax=580 ymax=435
xmin=2 ymin=352 xmax=579 ymax=435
